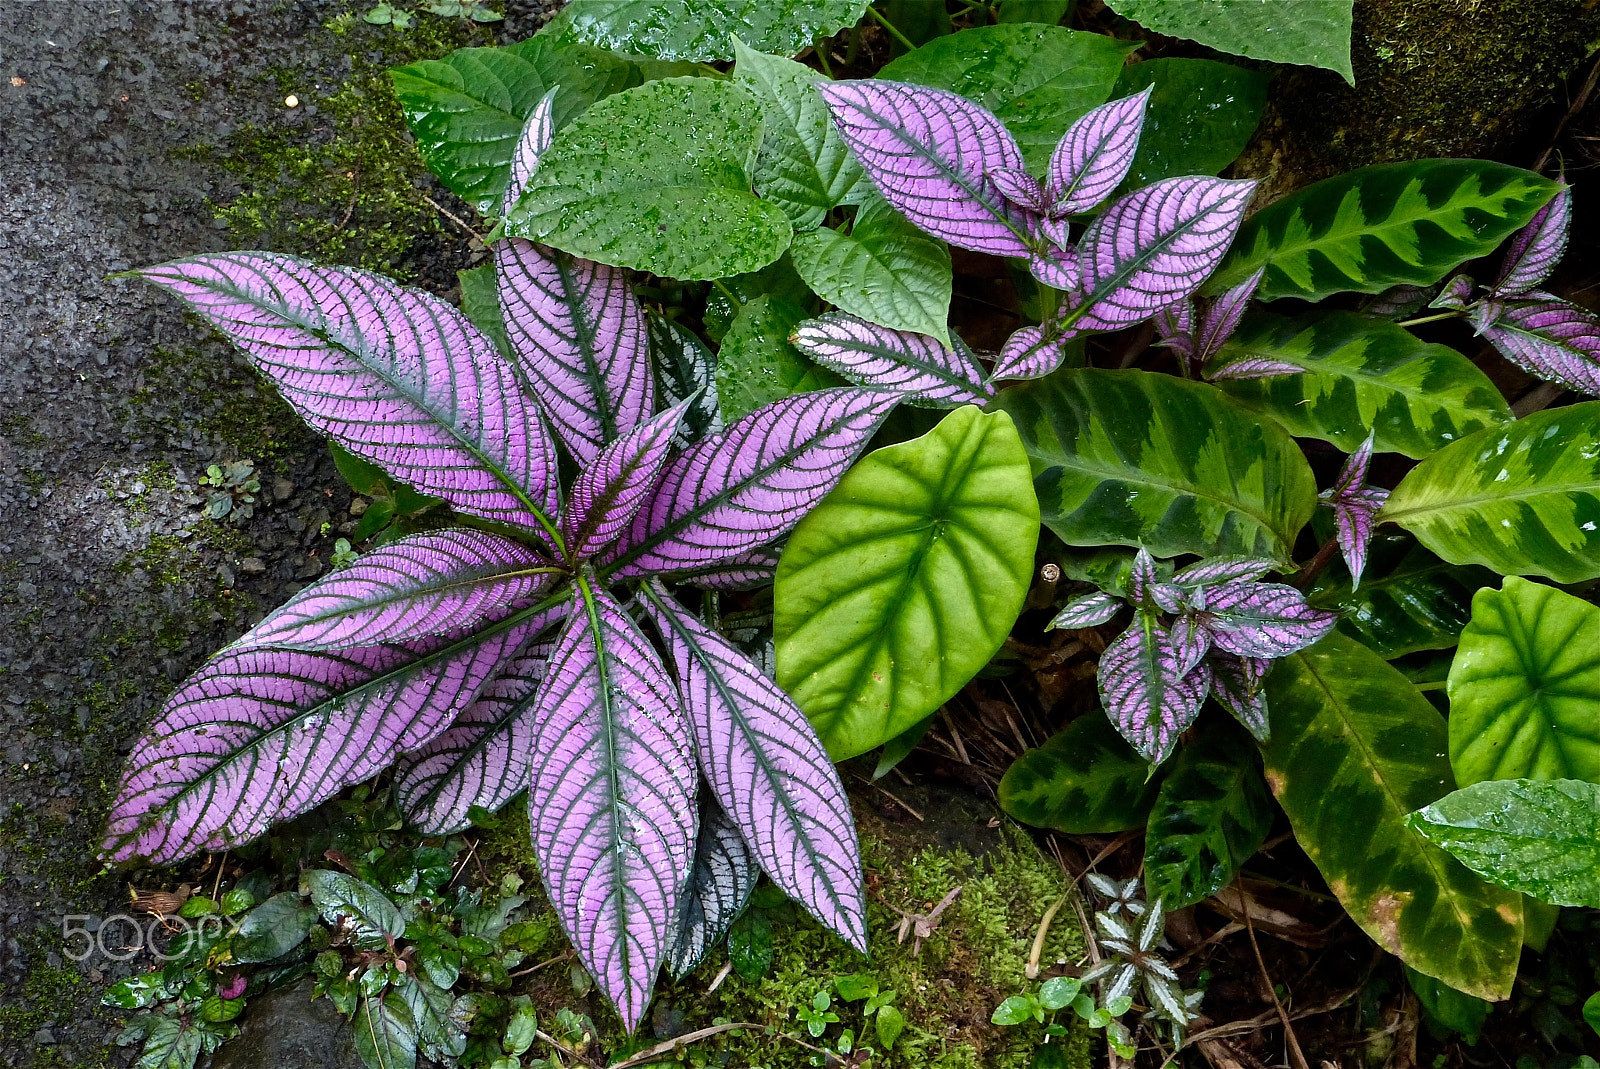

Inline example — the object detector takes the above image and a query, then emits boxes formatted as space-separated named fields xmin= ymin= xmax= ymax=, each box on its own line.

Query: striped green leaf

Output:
xmin=999 ymin=713 xmax=1161 ymax=834
xmin=1380 ymin=402 xmax=1600 ymax=584
xmin=1261 ymin=632 xmax=1523 ymax=1001
xmin=775 ymin=406 xmax=1040 ymax=760
xmin=1309 ymin=534 xmax=1494 ymax=658
xmin=1209 ymin=161 xmax=1561 ymax=301
xmin=994 ymin=368 xmax=1317 ymax=561
xmin=1208 ymin=311 xmax=1512 ymax=459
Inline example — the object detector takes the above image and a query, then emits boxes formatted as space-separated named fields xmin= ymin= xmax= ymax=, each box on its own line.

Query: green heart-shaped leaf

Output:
xmin=1103 ymin=0 xmax=1354 ymax=82
xmin=1111 ymin=58 xmax=1269 ymax=189
xmin=542 ymin=0 xmax=872 ymax=63
xmin=1000 ymin=712 xmax=1161 ymax=834
xmin=715 ymin=294 xmax=843 ymax=423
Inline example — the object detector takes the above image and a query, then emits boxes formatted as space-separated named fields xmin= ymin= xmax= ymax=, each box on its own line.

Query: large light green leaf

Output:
xmin=714 ymin=294 xmax=843 ymax=423
xmin=999 ymin=713 xmax=1161 ymax=834
xmin=1104 ymin=0 xmax=1355 ymax=82
xmin=1448 ymin=578 xmax=1600 ymax=786
xmin=1111 ymin=59 xmax=1269 ymax=189
xmin=1208 ymin=311 xmax=1512 ymax=459
xmin=1408 ymin=779 xmax=1600 ymax=908
xmin=1209 ymin=161 xmax=1562 ymax=301
xmin=876 ymin=25 xmax=1136 ymax=173
xmin=391 ymin=38 xmax=633 ymax=216
xmin=503 ymin=78 xmax=792 ymax=280
xmin=775 ymin=406 xmax=1040 ymax=759
xmin=1309 ymin=534 xmax=1494 ymax=658
xmin=732 ymin=39 xmax=864 ymax=231
xmin=1261 ymin=632 xmax=1523 ymax=1000
xmin=541 ymin=0 xmax=870 ymax=62
xmin=790 ymin=192 xmax=953 ymax=345
xmin=1380 ymin=402 xmax=1600 ymax=585
xmin=993 ymin=368 xmax=1317 ymax=561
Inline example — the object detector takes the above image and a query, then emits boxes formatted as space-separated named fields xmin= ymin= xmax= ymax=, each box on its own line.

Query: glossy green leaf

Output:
xmin=999 ymin=713 xmax=1161 ymax=834
xmin=1405 ymin=965 xmax=1490 ymax=1044
xmin=996 ymin=0 xmax=1073 ymax=24
xmin=714 ymin=294 xmax=842 ymax=423
xmin=232 ymin=892 xmax=317 ymax=963
xmin=1144 ymin=726 xmax=1274 ymax=909
xmin=1208 ymin=311 xmax=1512 ymax=459
xmin=303 ymin=870 xmax=405 ymax=951
xmin=1584 ymin=991 xmax=1600 ymax=1036
xmin=1111 ymin=59 xmax=1269 ymax=189
xmin=1407 ymin=778 xmax=1600 ymax=908
xmin=1309 ymin=534 xmax=1494 ymax=658
xmin=1261 ymin=632 xmax=1523 ymax=1000
xmin=542 ymin=0 xmax=871 ymax=62
xmin=1210 ymin=161 xmax=1562 ymax=301
xmin=1448 ymin=578 xmax=1600 ymax=786
xmin=1380 ymin=402 xmax=1600 ymax=585
xmin=1104 ymin=0 xmax=1354 ymax=82
xmin=873 ymin=713 xmax=936 ymax=780
xmin=355 ymin=989 xmax=419 ymax=1069
xmin=877 ymin=25 xmax=1137 ymax=172
xmin=503 ymin=78 xmax=792 ymax=280
xmin=391 ymin=38 xmax=632 ymax=216
xmin=457 ymin=264 xmax=512 ymax=361
xmin=993 ymin=368 xmax=1317 ymax=560
xmin=703 ymin=256 xmax=813 ymax=344
xmin=790 ymin=192 xmax=953 ymax=345
xmin=776 ymin=406 xmax=1040 ymax=759
xmin=732 ymin=39 xmax=864 ymax=231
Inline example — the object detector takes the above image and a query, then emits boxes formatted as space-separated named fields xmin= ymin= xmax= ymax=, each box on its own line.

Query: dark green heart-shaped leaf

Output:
xmin=1380 ymin=402 xmax=1600 ymax=584
xmin=1261 ymin=632 xmax=1523 ymax=1000
xmin=542 ymin=0 xmax=871 ymax=62
xmin=1104 ymin=0 xmax=1354 ymax=82
xmin=1309 ymin=534 xmax=1494 ymax=658
xmin=994 ymin=368 xmax=1317 ymax=561
xmin=1448 ymin=578 xmax=1600 ymax=786
xmin=999 ymin=713 xmax=1161 ymax=834
xmin=776 ymin=406 xmax=1040 ymax=759
xmin=715 ymin=294 xmax=843 ymax=423
xmin=1111 ymin=59 xmax=1269 ymax=189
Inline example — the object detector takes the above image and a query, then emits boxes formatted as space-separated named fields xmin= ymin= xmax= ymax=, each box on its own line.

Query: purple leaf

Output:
xmin=681 ymin=546 xmax=784 ymax=591
xmin=1098 ymin=612 xmax=1211 ymax=765
xmin=1173 ymin=556 xmax=1278 ymax=587
xmin=666 ymin=802 xmax=760 ymax=979
xmin=1168 ymin=612 xmax=1213 ymax=676
xmin=560 ymin=403 xmax=689 ymax=563
xmin=1429 ymin=273 xmax=1475 ymax=311
xmin=790 ymin=312 xmax=991 ymax=408
xmin=1198 ymin=581 xmax=1339 ymax=659
xmin=242 ymin=529 xmax=556 ymax=650
xmin=1039 ymin=216 xmax=1072 ymax=250
xmin=1069 ymin=177 xmax=1257 ymax=333
xmin=818 ymin=79 xmax=1034 ymax=257
xmin=1208 ymin=652 xmax=1271 ymax=742
xmin=1493 ymin=183 xmax=1570 ymax=297
xmin=1153 ymin=300 xmax=1196 ymax=361
xmin=1320 ymin=433 xmax=1388 ymax=589
xmin=1474 ymin=296 xmax=1600 ymax=397
xmin=643 ymin=585 xmax=867 ymax=951
xmin=1205 ymin=357 xmax=1304 ymax=382
xmin=1049 ymin=591 xmax=1123 ymax=630
xmin=1363 ymin=284 xmax=1436 ymax=319
xmin=601 ymin=389 xmax=899 ymax=578
xmin=528 ymin=585 xmax=696 ymax=1032
xmin=1029 ymin=247 xmax=1081 ymax=292
xmin=501 ymin=87 xmax=559 ymax=217
xmin=496 ymin=237 xmax=653 ymax=467
xmin=990 ymin=167 xmax=1050 ymax=214
xmin=1046 ymin=86 xmax=1152 ymax=216
xmin=1127 ymin=548 xmax=1161 ymax=605
xmin=1194 ymin=267 xmax=1264 ymax=363
xmin=104 ymin=615 xmax=543 ymax=864
xmin=137 ymin=253 xmax=559 ymax=531
xmin=990 ymin=322 xmax=1079 ymax=382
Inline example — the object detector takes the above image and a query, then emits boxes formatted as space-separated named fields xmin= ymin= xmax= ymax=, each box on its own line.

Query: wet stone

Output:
xmin=209 ymin=980 xmax=365 ymax=1069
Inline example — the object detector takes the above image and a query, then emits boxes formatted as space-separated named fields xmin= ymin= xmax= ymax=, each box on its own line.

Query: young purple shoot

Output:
xmin=1319 ymin=433 xmax=1389 ymax=589
xmin=1044 ymin=86 xmax=1153 ymax=218
xmin=1156 ymin=267 xmax=1265 ymax=376
xmin=1492 ymin=182 xmax=1570 ymax=298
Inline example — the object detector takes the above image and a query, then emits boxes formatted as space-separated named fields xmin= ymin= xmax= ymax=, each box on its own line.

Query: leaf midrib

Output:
xmin=1382 ymin=480 xmax=1600 ymax=523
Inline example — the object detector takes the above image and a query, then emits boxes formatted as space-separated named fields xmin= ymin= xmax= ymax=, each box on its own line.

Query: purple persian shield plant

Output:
xmin=1208 ymin=652 xmax=1272 ymax=742
xmin=501 ymin=86 xmax=558 ymax=218
xmin=1098 ymin=611 xmax=1212 ymax=765
xmin=1153 ymin=267 xmax=1266 ymax=375
xmin=1044 ymin=86 xmax=1152 ymax=217
xmin=790 ymin=312 xmax=992 ymax=407
xmin=1474 ymin=297 xmax=1600 ymax=397
xmin=1319 ymin=433 xmax=1389 ymax=588
xmin=1491 ymin=183 xmax=1570 ymax=297
xmin=667 ymin=802 xmax=760 ymax=978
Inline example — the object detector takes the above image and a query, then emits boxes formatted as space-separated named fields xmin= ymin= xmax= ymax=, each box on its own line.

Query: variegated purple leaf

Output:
xmin=1030 ymin=247 xmax=1081 ymax=292
xmin=528 ymin=585 xmax=696 ymax=1032
xmin=1168 ymin=612 xmax=1213 ymax=677
xmin=1331 ymin=430 xmax=1376 ymax=500
xmin=1475 ymin=296 xmax=1600 ymax=396
xmin=1149 ymin=581 xmax=1193 ymax=616
xmin=104 ymin=614 xmax=544 ymax=864
xmin=1493 ymin=183 xmax=1570 ymax=297
xmin=1127 ymin=548 xmax=1161 ymax=606
xmin=500 ymin=87 xmax=559 ymax=218
xmin=666 ymin=801 xmax=760 ymax=980
xmin=1173 ymin=556 xmax=1279 ymax=587
xmin=559 ymin=402 xmax=689 ymax=563
xmin=790 ymin=312 xmax=991 ymax=408
xmin=643 ymin=584 xmax=867 ymax=951
xmin=1098 ymin=612 xmax=1211 ymax=766
xmin=818 ymin=80 xmax=1033 ymax=257
xmin=990 ymin=167 xmax=1050 ymax=214
xmin=1320 ymin=434 xmax=1387 ymax=589
xmin=1049 ymin=590 xmax=1123 ymax=630
xmin=242 ymin=529 xmax=556 ymax=650
xmin=1194 ymin=267 xmax=1264 ymax=363
xmin=990 ymin=322 xmax=1078 ymax=382
xmin=681 ymin=546 xmax=784 ymax=591
xmin=137 ymin=253 xmax=559 ymax=530
xmin=1208 ymin=652 xmax=1271 ymax=742
xmin=393 ymin=609 xmax=569 ymax=834
xmin=1153 ymin=300 xmax=1196 ymax=361
xmin=496 ymin=238 xmax=653 ymax=467
xmin=1363 ymin=284 xmax=1436 ymax=319
xmin=1200 ymin=581 xmax=1339 ymax=659
xmin=1039 ymin=216 xmax=1072 ymax=250
xmin=1046 ymin=86 xmax=1153 ymax=217
xmin=1204 ymin=357 xmax=1304 ymax=382
xmin=1069 ymin=178 xmax=1257 ymax=333
xmin=1429 ymin=273 xmax=1475 ymax=311
xmin=602 ymin=389 xmax=899 ymax=577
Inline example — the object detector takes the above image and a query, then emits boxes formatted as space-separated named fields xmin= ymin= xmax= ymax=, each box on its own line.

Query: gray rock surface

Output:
xmin=208 ymin=980 xmax=366 ymax=1069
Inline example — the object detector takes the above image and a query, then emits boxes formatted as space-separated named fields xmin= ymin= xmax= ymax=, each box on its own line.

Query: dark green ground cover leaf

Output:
xmin=231 ymin=893 xmax=317 ymax=963
xmin=303 ymin=870 xmax=405 ymax=951
xmin=355 ymin=988 xmax=418 ymax=1069
xmin=1104 ymin=0 xmax=1355 ymax=82
xmin=1111 ymin=59 xmax=1269 ymax=189
xmin=1309 ymin=534 xmax=1493 ymax=658
xmin=1405 ymin=965 xmax=1490 ymax=1044
xmin=999 ymin=713 xmax=1161 ymax=834
xmin=542 ymin=0 xmax=871 ymax=62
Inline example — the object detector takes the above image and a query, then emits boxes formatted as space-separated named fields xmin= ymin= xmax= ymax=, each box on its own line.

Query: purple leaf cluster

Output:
xmin=1049 ymin=550 xmax=1336 ymax=764
xmin=114 ymin=115 xmax=890 ymax=1032
xmin=1318 ymin=433 xmax=1388 ymax=589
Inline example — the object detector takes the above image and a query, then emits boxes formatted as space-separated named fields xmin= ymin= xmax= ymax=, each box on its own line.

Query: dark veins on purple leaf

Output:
xmin=1319 ymin=433 xmax=1388 ymax=589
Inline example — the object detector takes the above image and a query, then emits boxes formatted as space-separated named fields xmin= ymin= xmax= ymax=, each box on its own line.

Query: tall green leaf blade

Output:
xmin=1210 ymin=161 xmax=1561 ymax=301
xmin=1448 ymin=578 xmax=1600 ymax=786
xmin=1111 ymin=59 xmax=1269 ymax=189
xmin=1380 ymin=402 xmax=1600 ymax=584
xmin=790 ymin=192 xmax=953 ymax=345
xmin=1208 ymin=311 xmax=1512 ymax=459
xmin=1261 ymin=632 xmax=1523 ymax=1000
xmin=1309 ymin=534 xmax=1494 ymax=658
xmin=775 ymin=406 xmax=1040 ymax=759
xmin=993 ymin=368 xmax=1317 ymax=560
xmin=999 ymin=713 xmax=1161 ymax=834
xmin=503 ymin=78 xmax=792 ymax=280
xmin=1104 ymin=0 xmax=1354 ymax=82
xmin=543 ymin=0 xmax=871 ymax=62
xmin=876 ymin=25 xmax=1136 ymax=172
xmin=715 ymin=294 xmax=844 ymax=423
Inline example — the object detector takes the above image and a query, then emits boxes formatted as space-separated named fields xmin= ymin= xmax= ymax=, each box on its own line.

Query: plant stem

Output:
xmin=711 ymin=277 xmax=744 ymax=310
xmin=811 ymin=35 xmax=834 ymax=78
xmin=1393 ymin=310 xmax=1462 ymax=328
xmin=866 ymin=5 xmax=918 ymax=51
xmin=1293 ymin=534 xmax=1341 ymax=590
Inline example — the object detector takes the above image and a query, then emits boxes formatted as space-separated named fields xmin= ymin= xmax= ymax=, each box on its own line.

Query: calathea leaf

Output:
xmin=528 ymin=582 xmax=697 ymax=1032
xmin=649 ymin=314 xmax=721 ymax=445
xmin=559 ymin=403 xmax=689 ymax=563
xmin=502 ymin=87 xmax=558 ymax=216
xmin=666 ymin=801 xmax=760 ymax=979
xmin=304 ymin=869 xmax=405 ymax=949
xmin=1473 ymin=296 xmax=1600 ymax=397
xmin=999 ymin=712 xmax=1162 ymax=833
xmin=1380 ymin=402 xmax=1600 ymax=584
xmin=1492 ymin=183 xmax=1570 ymax=297
xmin=1448 ymin=578 xmax=1600 ymax=786
xmin=715 ymin=294 xmax=844 ymax=424
xmin=1045 ymin=86 xmax=1151 ymax=215
xmin=1111 ymin=58 xmax=1269 ymax=190
xmin=543 ymin=0 xmax=871 ymax=63
xmin=1207 ymin=652 xmax=1270 ymax=741
xmin=1104 ymin=0 xmax=1355 ymax=81
xmin=601 ymin=388 xmax=899 ymax=579
xmin=790 ymin=312 xmax=990 ymax=408
xmin=1309 ymin=534 xmax=1493 ymax=659
xmin=642 ymin=584 xmax=867 ymax=951
xmin=1098 ymin=610 xmax=1211 ymax=766
xmin=136 ymin=253 xmax=559 ymax=532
